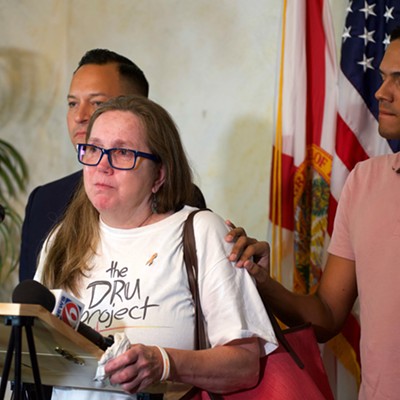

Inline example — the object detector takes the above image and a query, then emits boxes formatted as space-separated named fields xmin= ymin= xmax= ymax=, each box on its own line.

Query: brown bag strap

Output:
xmin=183 ymin=209 xmax=208 ymax=350
xmin=182 ymin=209 xmax=222 ymax=400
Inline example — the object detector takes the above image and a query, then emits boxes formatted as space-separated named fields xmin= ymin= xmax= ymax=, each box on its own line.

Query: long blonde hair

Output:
xmin=42 ymin=95 xmax=194 ymax=296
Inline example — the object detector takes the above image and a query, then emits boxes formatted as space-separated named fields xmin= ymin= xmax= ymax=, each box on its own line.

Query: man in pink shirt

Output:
xmin=226 ymin=26 xmax=400 ymax=400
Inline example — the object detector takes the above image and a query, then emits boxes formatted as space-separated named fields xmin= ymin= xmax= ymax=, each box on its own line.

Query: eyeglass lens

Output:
xmin=79 ymin=145 xmax=136 ymax=169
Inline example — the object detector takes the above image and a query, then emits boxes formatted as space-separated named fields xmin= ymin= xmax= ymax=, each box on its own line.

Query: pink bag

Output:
xmin=217 ymin=324 xmax=334 ymax=400
xmin=181 ymin=324 xmax=333 ymax=400
xmin=182 ymin=210 xmax=334 ymax=400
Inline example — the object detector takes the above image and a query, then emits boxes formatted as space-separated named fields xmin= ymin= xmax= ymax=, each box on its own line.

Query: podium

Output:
xmin=0 ymin=303 xmax=190 ymax=400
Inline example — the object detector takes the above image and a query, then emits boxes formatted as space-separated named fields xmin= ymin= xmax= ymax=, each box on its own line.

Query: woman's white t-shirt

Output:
xmin=35 ymin=206 xmax=277 ymax=399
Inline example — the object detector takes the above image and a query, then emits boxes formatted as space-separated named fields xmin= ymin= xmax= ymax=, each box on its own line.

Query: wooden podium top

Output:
xmin=0 ymin=303 xmax=190 ymax=398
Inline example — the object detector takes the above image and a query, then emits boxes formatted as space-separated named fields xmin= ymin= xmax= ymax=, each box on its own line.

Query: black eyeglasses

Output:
xmin=77 ymin=143 xmax=159 ymax=171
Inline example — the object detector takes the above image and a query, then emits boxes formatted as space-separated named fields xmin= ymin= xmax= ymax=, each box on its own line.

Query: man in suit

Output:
xmin=20 ymin=49 xmax=205 ymax=282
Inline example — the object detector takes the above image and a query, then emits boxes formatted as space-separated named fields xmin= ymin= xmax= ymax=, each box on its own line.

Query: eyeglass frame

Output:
xmin=76 ymin=143 xmax=160 ymax=171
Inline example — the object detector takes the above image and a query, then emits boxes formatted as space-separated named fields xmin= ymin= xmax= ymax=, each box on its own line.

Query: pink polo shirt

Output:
xmin=329 ymin=153 xmax=400 ymax=399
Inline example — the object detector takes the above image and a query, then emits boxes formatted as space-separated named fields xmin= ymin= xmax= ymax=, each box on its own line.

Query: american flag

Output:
xmin=329 ymin=0 xmax=400 ymax=230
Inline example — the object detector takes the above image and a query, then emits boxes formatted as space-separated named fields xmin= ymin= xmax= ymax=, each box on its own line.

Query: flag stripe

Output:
xmin=337 ymin=71 xmax=391 ymax=161
xmin=336 ymin=114 xmax=369 ymax=171
xmin=270 ymin=150 xmax=295 ymax=231
xmin=306 ymin=0 xmax=325 ymax=147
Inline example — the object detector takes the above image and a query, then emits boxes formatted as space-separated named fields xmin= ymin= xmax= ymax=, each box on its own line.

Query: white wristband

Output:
xmin=156 ymin=346 xmax=170 ymax=382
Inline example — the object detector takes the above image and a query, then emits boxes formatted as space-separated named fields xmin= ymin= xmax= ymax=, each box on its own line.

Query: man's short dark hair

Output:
xmin=75 ymin=49 xmax=149 ymax=97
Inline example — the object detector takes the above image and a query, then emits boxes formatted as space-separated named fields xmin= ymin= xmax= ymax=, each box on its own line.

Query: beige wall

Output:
xmin=1 ymin=0 xmax=282 ymax=240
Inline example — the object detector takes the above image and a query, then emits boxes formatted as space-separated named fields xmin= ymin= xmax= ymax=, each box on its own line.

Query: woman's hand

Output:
xmin=225 ymin=220 xmax=270 ymax=284
xmin=105 ymin=344 xmax=163 ymax=394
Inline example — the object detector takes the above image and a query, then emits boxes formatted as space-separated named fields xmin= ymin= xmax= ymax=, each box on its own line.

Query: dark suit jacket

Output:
xmin=19 ymin=170 xmax=206 ymax=282
xmin=19 ymin=171 xmax=82 ymax=281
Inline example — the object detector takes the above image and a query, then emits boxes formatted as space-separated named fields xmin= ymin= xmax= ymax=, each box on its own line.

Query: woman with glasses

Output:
xmin=34 ymin=95 xmax=277 ymax=400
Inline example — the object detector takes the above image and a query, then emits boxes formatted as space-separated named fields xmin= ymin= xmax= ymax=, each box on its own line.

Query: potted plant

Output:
xmin=0 ymin=138 xmax=28 ymax=284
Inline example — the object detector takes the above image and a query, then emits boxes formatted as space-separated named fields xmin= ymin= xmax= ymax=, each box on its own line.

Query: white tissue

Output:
xmin=94 ymin=331 xmax=132 ymax=385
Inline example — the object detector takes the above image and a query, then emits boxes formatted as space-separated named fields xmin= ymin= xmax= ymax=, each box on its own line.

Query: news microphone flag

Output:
xmin=50 ymin=289 xmax=84 ymax=330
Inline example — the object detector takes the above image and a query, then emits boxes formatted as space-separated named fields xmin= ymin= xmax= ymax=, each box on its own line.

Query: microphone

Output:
xmin=12 ymin=280 xmax=114 ymax=351
xmin=74 ymin=322 xmax=114 ymax=351
xmin=12 ymin=279 xmax=55 ymax=312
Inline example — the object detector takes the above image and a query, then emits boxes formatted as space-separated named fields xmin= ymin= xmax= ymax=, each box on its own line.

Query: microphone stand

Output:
xmin=0 ymin=315 xmax=45 ymax=400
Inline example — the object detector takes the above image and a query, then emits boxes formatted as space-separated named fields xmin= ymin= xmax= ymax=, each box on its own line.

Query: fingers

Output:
xmin=106 ymin=344 xmax=162 ymax=394
xmin=225 ymin=225 xmax=246 ymax=244
xmin=234 ymin=240 xmax=268 ymax=266
xmin=106 ymin=350 xmax=141 ymax=392
xmin=225 ymin=219 xmax=237 ymax=230
xmin=228 ymin=235 xmax=257 ymax=263
xmin=105 ymin=346 xmax=138 ymax=375
xmin=242 ymin=260 xmax=269 ymax=283
xmin=224 ymin=222 xmax=252 ymax=263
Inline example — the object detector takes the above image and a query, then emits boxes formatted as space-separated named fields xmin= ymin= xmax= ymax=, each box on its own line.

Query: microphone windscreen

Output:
xmin=12 ymin=279 xmax=56 ymax=312
xmin=12 ymin=280 xmax=113 ymax=350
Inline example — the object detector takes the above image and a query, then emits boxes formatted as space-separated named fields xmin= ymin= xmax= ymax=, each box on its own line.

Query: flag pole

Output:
xmin=271 ymin=0 xmax=287 ymax=283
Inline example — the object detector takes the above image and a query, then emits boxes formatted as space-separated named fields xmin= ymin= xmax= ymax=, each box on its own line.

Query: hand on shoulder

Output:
xmin=225 ymin=220 xmax=270 ymax=284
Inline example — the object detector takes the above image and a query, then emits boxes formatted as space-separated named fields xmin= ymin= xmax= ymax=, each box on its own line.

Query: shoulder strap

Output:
xmin=183 ymin=209 xmax=207 ymax=350
xmin=182 ymin=209 xmax=223 ymax=400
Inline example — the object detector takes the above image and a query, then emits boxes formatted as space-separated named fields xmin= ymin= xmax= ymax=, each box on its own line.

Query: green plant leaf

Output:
xmin=0 ymin=139 xmax=28 ymax=197
xmin=0 ymin=139 xmax=29 ymax=278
